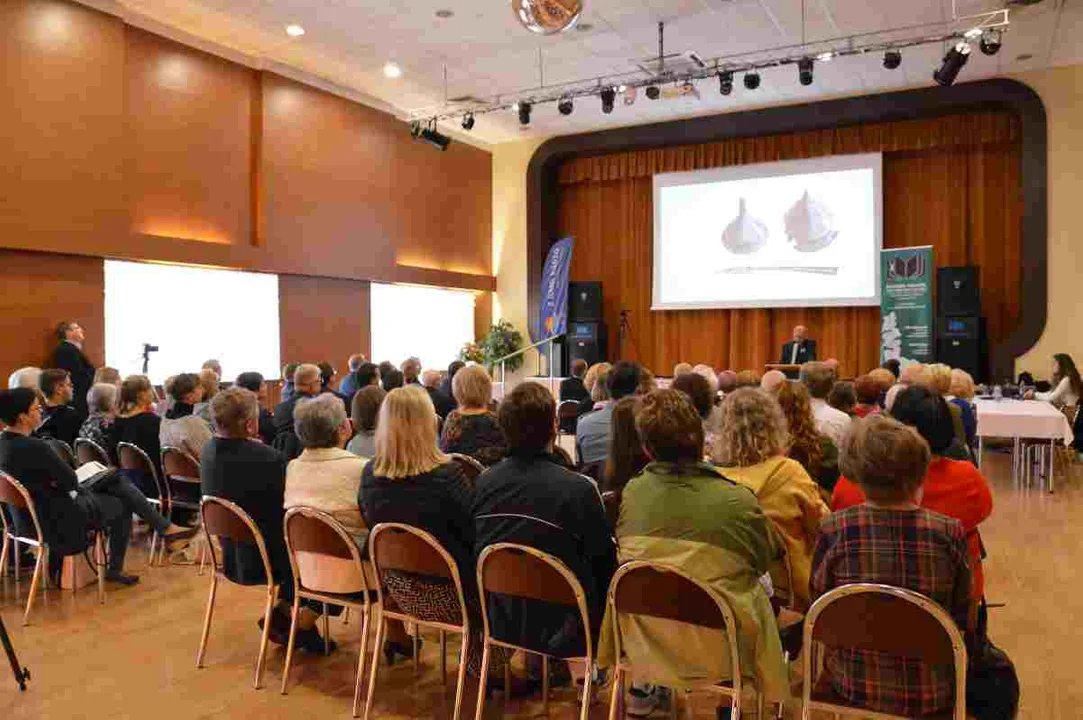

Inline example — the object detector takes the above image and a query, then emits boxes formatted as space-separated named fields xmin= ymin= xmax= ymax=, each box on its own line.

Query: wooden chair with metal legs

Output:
xmin=557 ymin=400 xmax=581 ymax=439
xmin=44 ymin=439 xmax=77 ymax=469
xmin=196 ymin=496 xmax=280 ymax=690
xmin=475 ymin=542 xmax=596 ymax=720
xmin=448 ymin=454 xmax=485 ymax=488
xmin=281 ymin=507 xmax=376 ymax=717
xmin=74 ymin=438 xmax=112 ymax=467
xmin=364 ymin=523 xmax=471 ymax=720
xmin=161 ymin=446 xmax=208 ymax=570
xmin=606 ymin=561 xmax=748 ymax=720
xmin=117 ymin=442 xmax=170 ymax=565
xmin=801 ymin=583 xmax=968 ymax=720
xmin=0 ymin=472 xmax=105 ymax=626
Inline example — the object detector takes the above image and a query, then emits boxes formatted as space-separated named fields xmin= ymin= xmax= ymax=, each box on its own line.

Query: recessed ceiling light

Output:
xmin=576 ymin=22 xmax=594 ymax=32
xmin=435 ymin=9 xmax=454 ymax=19
xmin=383 ymin=61 xmax=402 ymax=79
xmin=817 ymin=51 xmax=834 ymax=62
xmin=285 ymin=24 xmax=305 ymax=37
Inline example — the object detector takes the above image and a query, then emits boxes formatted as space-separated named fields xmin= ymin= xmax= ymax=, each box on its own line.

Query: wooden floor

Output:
xmin=1 ymin=451 xmax=1080 ymax=719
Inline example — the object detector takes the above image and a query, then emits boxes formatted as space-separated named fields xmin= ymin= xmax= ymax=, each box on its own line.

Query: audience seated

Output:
xmin=7 ymin=366 xmax=42 ymax=391
xmin=812 ymin=415 xmax=972 ymax=717
xmin=233 ymin=371 xmax=276 ymax=444
xmin=672 ymin=362 xmax=693 ymax=377
xmin=601 ymin=396 xmax=647 ymax=528
xmin=440 ymin=365 xmax=505 ymax=466
xmin=597 ymin=388 xmax=788 ymax=710
xmin=800 ymin=361 xmax=851 ymax=445
xmin=93 ymin=366 xmax=122 ymax=388
xmin=923 ymin=363 xmax=970 ymax=458
xmin=338 ymin=353 xmax=365 ymax=398
xmin=671 ymin=372 xmax=717 ymax=454
xmin=472 ymin=381 xmax=616 ymax=658
xmin=346 ymin=385 xmax=385 ymax=458
xmin=827 ymin=380 xmax=856 ymax=417
xmin=160 ymin=373 xmax=213 ymax=461
xmin=692 ymin=364 xmax=724 ymax=435
xmin=316 ymin=361 xmax=345 ymax=400
xmin=900 ymin=362 xmax=929 ymax=387
xmin=381 ymin=368 xmax=405 ymax=392
xmin=273 ymin=363 xmax=322 ymax=438
xmin=577 ymin=361 xmax=641 ymax=466
xmin=194 ymin=369 xmax=220 ymax=425
xmin=852 ymin=374 xmax=882 ymax=418
xmin=360 ymin=386 xmax=509 ymax=681
xmin=637 ymin=366 xmax=658 ymax=395
xmin=279 ymin=362 xmax=300 ymax=404
xmin=711 ymin=388 xmax=827 ymax=610
xmin=717 ymin=370 xmax=738 ymax=396
xmin=78 ymin=383 xmax=118 ymax=456
xmin=401 ymin=357 xmax=422 ymax=386
xmin=735 ymin=369 xmax=762 ymax=388
xmin=948 ymin=368 xmax=978 ymax=450
xmin=439 ymin=360 xmax=464 ymax=399
xmin=560 ymin=358 xmax=590 ymax=404
xmin=111 ymin=375 xmax=164 ymax=496
xmin=776 ymin=380 xmax=840 ymax=496
xmin=760 ymin=369 xmax=787 ymax=394
xmin=868 ymin=367 xmax=895 ymax=396
xmin=832 ymin=386 xmax=993 ymax=609
xmin=35 ymin=369 xmax=82 ymax=446
xmin=202 ymin=359 xmax=223 ymax=378
xmin=0 ymin=388 xmax=195 ymax=586
xmin=421 ymin=368 xmax=456 ymax=419
xmin=579 ymin=362 xmax=612 ymax=417
xmin=881 ymin=358 xmax=901 ymax=379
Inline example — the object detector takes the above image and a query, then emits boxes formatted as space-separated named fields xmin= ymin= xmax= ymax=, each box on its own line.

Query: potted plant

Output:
xmin=467 ymin=320 xmax=524 ymax=373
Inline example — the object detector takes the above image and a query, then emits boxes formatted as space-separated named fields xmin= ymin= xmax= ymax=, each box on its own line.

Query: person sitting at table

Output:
xmin=948 ymin=368 xmax=978 ymax=451
xmin=1025 ymin=353 xmax=1082 ymax=406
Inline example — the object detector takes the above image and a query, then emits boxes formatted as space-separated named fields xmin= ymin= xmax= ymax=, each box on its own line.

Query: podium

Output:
xmin=765 ymin=363 xmax=804 ymax=380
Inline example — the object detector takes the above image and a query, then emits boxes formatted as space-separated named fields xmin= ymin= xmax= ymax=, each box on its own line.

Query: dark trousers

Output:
xmin=79 ymin=476 xmax=173 ymax=575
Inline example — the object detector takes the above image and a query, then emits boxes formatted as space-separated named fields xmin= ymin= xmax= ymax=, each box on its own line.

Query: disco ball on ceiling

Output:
xmin=513 ymin=0 xmax=584 ymax=35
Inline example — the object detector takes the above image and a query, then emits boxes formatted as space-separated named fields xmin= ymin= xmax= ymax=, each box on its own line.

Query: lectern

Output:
xmin=765 ymin=363 xmax=804 ymax=380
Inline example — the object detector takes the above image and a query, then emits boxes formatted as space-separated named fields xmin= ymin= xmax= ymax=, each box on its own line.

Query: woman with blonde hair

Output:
xmin=194 ymin=368 xmax=220 ymax=424
xmin=360 ymin=386 xmax=518 ymax=686
xmin=579 ymin=362 xmax=613 ymax=415
xmin=776 ymin=380 xmax=839 ymax=495
xmin=711 ymin=388 xmax=828 ymax=610
xmin=921 ymin=363 xmax=971 ymax=460
xmin=440 ymin=364 xmax=506 ymax=466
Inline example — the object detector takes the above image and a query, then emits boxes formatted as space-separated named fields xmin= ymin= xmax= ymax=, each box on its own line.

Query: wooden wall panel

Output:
xmin=278 ymin=275 xmax=371 ymax=384
xmin=0 ymin=250 xmax=104 ymax=386
xmin=124 ymin=26 xmax=256 ymax=245
xmin=0 ymin=0 xmax=126 ymax=245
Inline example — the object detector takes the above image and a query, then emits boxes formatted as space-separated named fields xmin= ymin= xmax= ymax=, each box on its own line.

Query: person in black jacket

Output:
xmin=234 ymin=371 xmax=277 ymax=444
xmin=0 ymin=388 xmax=195 ymax=585
xmin=558 ymin=359 xmax=590 ymax=433
xmin=201 ymin=388 xmax=333 ymax=653
xmin=51 ymin=321 xmax=96 ymax=417
xmin=421 ymin=369 xmax=456 ymax=420
xmin=35 ymin=369 xmax=83 ymax=447
xmin=272 ymin=364 xmax=322 ymax=437
xmin=473 ymin=381 xmax=616 ymax=658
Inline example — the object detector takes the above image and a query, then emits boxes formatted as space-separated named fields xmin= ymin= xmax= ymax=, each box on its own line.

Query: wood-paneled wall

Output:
xmin=557 ymin=113 xmax=1022 ymax=378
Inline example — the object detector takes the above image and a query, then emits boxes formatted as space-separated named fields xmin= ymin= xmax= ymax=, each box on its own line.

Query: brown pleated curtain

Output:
xmin=556 ymin=112 xmax=1022 ymax=377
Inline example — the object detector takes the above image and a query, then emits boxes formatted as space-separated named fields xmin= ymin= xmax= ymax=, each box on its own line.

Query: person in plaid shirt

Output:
xmin=811 ymin=415 xmax=972 ymax=716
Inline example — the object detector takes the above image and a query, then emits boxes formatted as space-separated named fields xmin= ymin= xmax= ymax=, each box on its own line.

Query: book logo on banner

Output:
xmin=535 ymin=237 xmax=574 ymax=342
xmin=880 ymin=247 xmax=933 ymax=365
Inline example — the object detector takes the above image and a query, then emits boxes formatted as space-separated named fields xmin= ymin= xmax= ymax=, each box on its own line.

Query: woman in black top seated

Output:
xmin=361 ymin=386 xmax=524 ymax=690
xmin=109 ymin=375 xmax=163 ymax=497
xmin=439 ymin=365 xmax=506 ymax=466
xmin=0 ymin=388 xmax=195 ymax=585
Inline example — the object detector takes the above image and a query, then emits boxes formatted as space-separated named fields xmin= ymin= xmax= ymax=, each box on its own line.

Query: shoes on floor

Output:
xmin=383 ymin=637 xmax=423 ymax=665
xmin=257 ymin=609 xmax=291 ymax=646
xmin=295 ymin=625 xmax=337 ymax=655
xmin=626 ymin=683 xmax=671 ymax=718
xmin=105 ymin=573 xmax=140 ymax=586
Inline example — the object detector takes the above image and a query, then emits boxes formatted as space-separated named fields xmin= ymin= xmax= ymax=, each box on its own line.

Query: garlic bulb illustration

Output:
xmin=721 ymin=197 xmax=769 ymax=255
xmin=784 ymin=190 xmax=838 ymax=252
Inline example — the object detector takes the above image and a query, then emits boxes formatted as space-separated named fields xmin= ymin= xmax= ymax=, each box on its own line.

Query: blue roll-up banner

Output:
xmin=535 ymin=237 xmax=574 ymax=342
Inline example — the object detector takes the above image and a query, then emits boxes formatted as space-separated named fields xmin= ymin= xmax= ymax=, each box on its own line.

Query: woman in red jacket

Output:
xmin=832 ymin=385 xmax=993 ymax=606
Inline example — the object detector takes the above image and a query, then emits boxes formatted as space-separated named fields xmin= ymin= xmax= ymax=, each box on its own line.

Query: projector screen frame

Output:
xmin=650 ymin=152 xmax=883 ymax=311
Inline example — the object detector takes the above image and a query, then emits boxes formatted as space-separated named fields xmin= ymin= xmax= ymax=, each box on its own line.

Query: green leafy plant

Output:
xmin=477 ymin=319 xmax=524 ymax=372
xmin=458 ymin=341 xmax=485 ymax=364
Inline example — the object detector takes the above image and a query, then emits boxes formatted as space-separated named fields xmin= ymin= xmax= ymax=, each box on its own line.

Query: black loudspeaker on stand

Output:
xmin=935 ymin=266 xmax=985 ymax=382
xmin=551 ymin=281 xmax=606 ymax=375
xmin=1 ymin=613 xmax=30 ymax=691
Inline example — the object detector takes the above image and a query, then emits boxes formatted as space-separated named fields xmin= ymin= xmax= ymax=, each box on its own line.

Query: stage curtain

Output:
xmin=556 ymin=112 xmax=1021 ymax=377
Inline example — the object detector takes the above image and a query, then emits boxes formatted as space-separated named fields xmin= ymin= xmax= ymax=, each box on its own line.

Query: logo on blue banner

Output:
xmin=535 ymin=237 xmax=574 ymax=342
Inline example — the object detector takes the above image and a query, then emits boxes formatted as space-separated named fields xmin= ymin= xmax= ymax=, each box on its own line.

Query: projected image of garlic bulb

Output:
xmin=784 ymin=190 xmax=838 ymax=252
xmin=721 ymin=197 xmax=769 ymax=254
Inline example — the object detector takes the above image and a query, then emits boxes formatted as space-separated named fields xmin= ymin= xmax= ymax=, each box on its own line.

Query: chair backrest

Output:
xmin=477 ymin=542 xmax=593 ymax=658
xmin=46 ymin=438 xmax=77 ymax=469
xmin=0 ymin=472 xmax=44 ymax=543
xmin=161 ymin=446 xmax=201 ymax=481
xmin=579 ymin=461 xmax=604 ymax=482
xmin=200 ymin=495 xmax=275 ymax=586
xmin=117 ymin=441 xmax=159 ymax=481
xmin=608 ymin=560 xmax=742 ymax=692
xmin=449 ymin=453 xmax=484 ymax=482
xmin=557 ymin=400 xmax=581 ymax=422
xmin=284 ymin=507 xmax=369 ymax=596
xmin=368 ymin=522 xmax=467 ymax=627
xmin=74 ymin=438 xmax=111 ymax=466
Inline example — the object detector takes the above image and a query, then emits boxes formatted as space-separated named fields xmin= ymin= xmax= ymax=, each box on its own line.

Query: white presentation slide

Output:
xmin=105 ymin=260 xmax=281 ymax=384
xmin=652 ymin=153 xmax=882 ymax=310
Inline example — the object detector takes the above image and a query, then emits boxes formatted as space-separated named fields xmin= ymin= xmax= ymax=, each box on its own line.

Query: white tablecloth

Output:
xmin=974 ymin=399 xmax=1075 ymax=445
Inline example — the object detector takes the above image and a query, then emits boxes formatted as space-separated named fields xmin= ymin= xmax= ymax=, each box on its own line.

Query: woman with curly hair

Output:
xmin=777 ymin=380 xmax=840 ymax=495
xmin=711 ymin=388 xmax=828 ymax=610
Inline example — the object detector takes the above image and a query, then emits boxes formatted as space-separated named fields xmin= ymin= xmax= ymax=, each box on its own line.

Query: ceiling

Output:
xmin=79 ymin=0 xmax=1080 ymax=144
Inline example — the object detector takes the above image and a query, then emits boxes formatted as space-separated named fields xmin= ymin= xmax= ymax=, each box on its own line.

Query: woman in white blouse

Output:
xmin=1027 ymin=353 xmax=1082 ymax=406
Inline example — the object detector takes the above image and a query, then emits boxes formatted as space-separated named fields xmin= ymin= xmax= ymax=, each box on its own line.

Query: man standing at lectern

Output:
xmin=780 ymin=325 xmax=817 ymax=365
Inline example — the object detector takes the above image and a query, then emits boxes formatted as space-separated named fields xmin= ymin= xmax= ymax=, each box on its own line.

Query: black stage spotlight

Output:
xmin=416 ymin=120 xmax=451 ymax=151
xmin=645 ymin=85 xmax=660 ymax=100
xmin=558 ymin=98 xmax=574 ymax=115
xmin=744 ymin=72 xmax=761 ymax=90
xmin=718 ymin=70 xmax=734 ymax=95
xmin=933 ymin=42 xmax=971 ymax=87
xmin=883 ymin=50 xmax=902 ymax=69
xmin=600 ymin=87 xmax=616 ymax=114
xmin=980 ymin=28 xmax=1002 ymax=56
xmin=461 ymin=112 xmax=475 ymax=131
xmin=517 ymin=101 xmax=532 ymax=126
xmin=798 ymin=57 xmax=814 ymax=86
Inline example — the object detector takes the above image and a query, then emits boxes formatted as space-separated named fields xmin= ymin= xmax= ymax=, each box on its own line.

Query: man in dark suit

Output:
xmin=780 ymin=325 xmax=817 ymax=365
xmin=558 ymin=359 xmax=590 ymax=433
xmin=272 ymin=363 xmax=323 ymax=437
xmin=421 ymin=369 xmax=456 ymax=420
xmin=51 ymin=320 xmax=96 ymax=416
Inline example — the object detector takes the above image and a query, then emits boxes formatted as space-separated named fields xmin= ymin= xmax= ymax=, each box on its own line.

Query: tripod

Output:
xmin=617 ymin=308 xmax=640 ymax=361
xmin=0 ymin=613 xmax=30 ymax=690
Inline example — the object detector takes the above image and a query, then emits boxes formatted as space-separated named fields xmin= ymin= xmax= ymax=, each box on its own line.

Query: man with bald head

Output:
xmin=781 ymin=325 xmax=817 ymax=366
xmin=761 ymin=369 xmax=788 ymax=395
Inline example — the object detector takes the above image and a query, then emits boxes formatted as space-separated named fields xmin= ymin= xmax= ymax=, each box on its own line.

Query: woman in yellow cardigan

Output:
xmin=711 ymin=388 xmax=829 ymax=611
